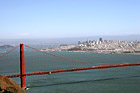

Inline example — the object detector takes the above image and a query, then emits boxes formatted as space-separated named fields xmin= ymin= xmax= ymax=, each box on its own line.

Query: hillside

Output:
xmin=0 ymin=75 xmax=26 ymax=93
xmin=0 ymin=45 xmax=14 ymax=49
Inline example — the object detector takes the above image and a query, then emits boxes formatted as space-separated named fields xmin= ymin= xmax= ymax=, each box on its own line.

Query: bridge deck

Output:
xmin=5 ymin=62 xmax=140 ymax=78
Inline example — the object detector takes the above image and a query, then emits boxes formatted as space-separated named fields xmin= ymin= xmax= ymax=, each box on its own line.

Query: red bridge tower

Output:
xmin=20 ymin=44 xmax=26 ymax=89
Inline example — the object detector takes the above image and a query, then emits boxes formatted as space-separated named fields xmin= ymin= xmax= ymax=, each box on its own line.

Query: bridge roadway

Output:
xmin=5 ymin=62 xmax=140 ymax=78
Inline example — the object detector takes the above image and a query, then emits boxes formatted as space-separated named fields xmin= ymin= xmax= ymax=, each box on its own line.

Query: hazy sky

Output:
xmin=0 ymin=0 xmax=140 ymax=39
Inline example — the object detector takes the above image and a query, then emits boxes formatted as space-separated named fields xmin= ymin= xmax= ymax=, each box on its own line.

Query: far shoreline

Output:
xmin=41 ymin=49 xmax=140 ymax=55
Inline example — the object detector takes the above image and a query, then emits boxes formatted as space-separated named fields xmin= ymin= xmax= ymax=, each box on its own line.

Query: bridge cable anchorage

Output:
xmin=0 ymin=45 xmax=19 ymax=58
xmin=24 ymin=44 xmax=112 ymax=66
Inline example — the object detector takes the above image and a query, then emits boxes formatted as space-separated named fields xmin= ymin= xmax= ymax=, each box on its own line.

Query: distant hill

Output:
xmin=0 ymin=45 xmax=14 ymax=49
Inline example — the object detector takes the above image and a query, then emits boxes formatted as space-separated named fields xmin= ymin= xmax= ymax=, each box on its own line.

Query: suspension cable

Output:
xmin=0 ymin=45 xmax=19 ymax=58
xmin=24 ymin=44 xmax=112 ymax=65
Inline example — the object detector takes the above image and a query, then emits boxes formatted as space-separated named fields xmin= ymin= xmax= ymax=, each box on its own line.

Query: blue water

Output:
xmin=0 ymin=48 xmax=140 ymax=93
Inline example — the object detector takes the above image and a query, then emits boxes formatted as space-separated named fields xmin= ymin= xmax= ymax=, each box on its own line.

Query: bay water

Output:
xmin=0 ymin=48 xmax=140 ymax=93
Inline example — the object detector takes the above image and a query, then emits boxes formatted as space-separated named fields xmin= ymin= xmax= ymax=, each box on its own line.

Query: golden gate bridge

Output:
xmin=0 ymin=44 xmax=140 ymax=89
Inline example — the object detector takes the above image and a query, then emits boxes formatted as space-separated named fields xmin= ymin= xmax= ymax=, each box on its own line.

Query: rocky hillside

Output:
xmin=0 ymin=75 xmax=26 ymax=93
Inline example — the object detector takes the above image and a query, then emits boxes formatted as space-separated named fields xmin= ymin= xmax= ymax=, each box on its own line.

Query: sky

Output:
xmin=0 ymin=0 xmax=140 ymax=39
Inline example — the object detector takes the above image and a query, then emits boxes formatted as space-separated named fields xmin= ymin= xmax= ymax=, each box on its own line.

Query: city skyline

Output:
xmin=0 ymin=0 xmax=140 ymax=39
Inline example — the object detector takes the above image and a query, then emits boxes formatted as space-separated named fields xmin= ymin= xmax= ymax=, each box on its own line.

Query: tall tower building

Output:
xmin=99 ymin=38 xmax=103 ymax=42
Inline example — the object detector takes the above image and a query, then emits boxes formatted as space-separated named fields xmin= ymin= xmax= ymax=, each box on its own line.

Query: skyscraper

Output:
xmin=99 ymin=38 xmax=103 ymax=42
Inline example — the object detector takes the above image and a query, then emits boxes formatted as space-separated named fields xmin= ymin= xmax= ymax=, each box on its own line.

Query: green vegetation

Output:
xmin=67 ymin=47 xmax=81 ymax=51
